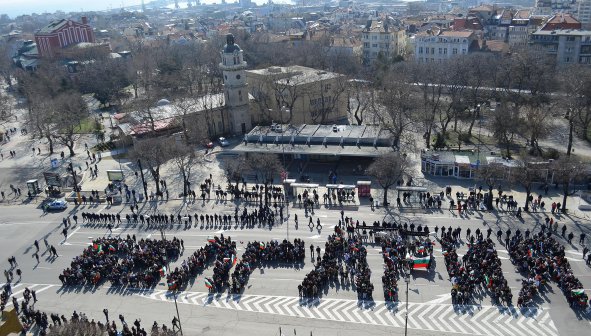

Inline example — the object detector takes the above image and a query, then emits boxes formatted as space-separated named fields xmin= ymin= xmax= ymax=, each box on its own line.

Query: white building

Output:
xmin=414 ymin=30 xmax=476 ymax=63
xmin=530 ymin=29 xmax=591 ymax=65
xmin=362 ymin=19 xmax=406 ymax=65
xmin=579 ymin=0 xmax=591 ymax=29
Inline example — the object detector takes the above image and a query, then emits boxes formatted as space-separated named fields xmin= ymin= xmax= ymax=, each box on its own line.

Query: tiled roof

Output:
xmin=37 ymin=19 xmax=69 ymax=34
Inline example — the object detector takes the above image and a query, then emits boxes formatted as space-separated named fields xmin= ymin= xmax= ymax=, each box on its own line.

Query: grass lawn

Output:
xmin=74 ymin=117 xmax=102 ymax=134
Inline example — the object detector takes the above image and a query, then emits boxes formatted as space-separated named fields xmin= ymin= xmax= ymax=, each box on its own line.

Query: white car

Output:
xmin=218 ymin=137 xmax=230 ymax=147
xmin=44 ymin=200 xmax=68 ymax=211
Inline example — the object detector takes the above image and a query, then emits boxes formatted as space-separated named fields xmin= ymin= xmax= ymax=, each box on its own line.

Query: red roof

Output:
xmin=130 ymin=117 xmax=177 ymax=135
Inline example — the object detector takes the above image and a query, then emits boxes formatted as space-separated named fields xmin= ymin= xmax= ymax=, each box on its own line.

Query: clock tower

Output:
xmin=220 ymin=34 xmax=251 ymax=134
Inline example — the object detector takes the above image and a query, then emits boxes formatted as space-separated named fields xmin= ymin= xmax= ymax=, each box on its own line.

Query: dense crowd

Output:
xmin=299 ymin=227 xmax=374 ymax=300
xmin=509 ymin=230 xmax=589 ymax=308
xmin=441 ymin=228 xmax=512 ymax=305
xmin=230 ymin=239 xmax=306 ymax=293
xmin=59 ymin=236 xmax=181 ymax=288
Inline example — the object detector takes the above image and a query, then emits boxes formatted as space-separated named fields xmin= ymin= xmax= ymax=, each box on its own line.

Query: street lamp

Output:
xmin=272 ymin=106 xmax=291 ymax=239
xmin=137 ymin=159 xmax=148 ymax=201
xmin=404 ymin=263 xmax=411 ymax=336
xmin=476 ymin=103 xmax=482 ymax=172
xmin=173 ymin=289 xmax=183 ymax=335
xmin=68 ymin=162 xmax=81 ymax=204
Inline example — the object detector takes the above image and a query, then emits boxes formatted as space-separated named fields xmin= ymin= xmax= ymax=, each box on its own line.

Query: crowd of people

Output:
xmin=79 ymin=203 xmax=286 ymax=231
xmin=441 ymin=228 xmax=512 ymax=305
xmin=59 ymin=236 xmax=182 ymax=288
xmin=166 ymin=235 xmax=235 ymax=291
xmin=298 ymin=227 xmax=374 ymax=300
xmin=509 ymin=230 xmax=589 ymax=309
xmin=230 ymin=239 xmax=306 ymax=293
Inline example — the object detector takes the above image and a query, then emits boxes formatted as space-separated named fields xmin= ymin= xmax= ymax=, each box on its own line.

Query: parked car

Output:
xmin=218 ymin=137 xmax=230 ymax=147
xmin=44 ymin=200 xmax=67 ymax=211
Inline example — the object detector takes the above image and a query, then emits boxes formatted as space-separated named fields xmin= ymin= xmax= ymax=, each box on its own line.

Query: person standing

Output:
xmin=103 ymin=308 xmax=109 ymax=322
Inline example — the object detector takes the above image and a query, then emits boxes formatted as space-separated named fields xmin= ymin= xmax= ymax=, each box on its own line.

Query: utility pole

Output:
xmin=137 ymin=159 xmax=148 ymax=201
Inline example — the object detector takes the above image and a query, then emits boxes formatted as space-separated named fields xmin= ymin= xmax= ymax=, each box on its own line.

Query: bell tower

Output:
xmin=220 ymin=34 xmax=251 ymax=134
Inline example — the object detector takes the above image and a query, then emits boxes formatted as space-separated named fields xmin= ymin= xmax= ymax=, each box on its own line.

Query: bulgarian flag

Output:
xmin=93 ymin=243 xmax=99 ymax=250
xmin=108 ymin=245 xmax=116 ymax=252
xmin=231 ymin=255 xmax=237 ymax=266
xmin=259 ymin=242 xmax=265 ymax=250
xmin=204 ymin=278 xmax=213 ymax=289
xmin=417 ymin=246 xmax=426 ymax=254
xmin=572 ymin=289 xmax=585 ymax=295
xmin=160 ymin=266 xmax=167 ymax=276
xmin=207 ymin=237 xmax=216 ymax=243
xmin=411 ymin=256 xmax=430 ymax=269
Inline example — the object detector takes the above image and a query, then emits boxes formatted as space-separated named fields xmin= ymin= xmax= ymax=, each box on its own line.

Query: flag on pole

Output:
xmin=160 ymin=266 xmax=167 ymax=276
xmin=259 ymin=242 xmax=265 ymax=250
xmin=205 ymin=278 xmax=213 ymax=289
xmin=207 ymin=237 xmax=216 ymax=243
xmin=231 ymin=255 xmax=237 ymax=266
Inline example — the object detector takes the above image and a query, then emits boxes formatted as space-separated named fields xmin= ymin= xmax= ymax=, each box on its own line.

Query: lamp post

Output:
xmin=68 ymin=162 xmax=81 ymax=204
xmin=476 ymin=103 xmax=482 ymax=172
xmin=404 ymin=263 xmax=411 ymax=336
xmin=173 ymin=289 xmax=183 ymax=335
xmin=137 ymin=159 xmax=148 ymax=201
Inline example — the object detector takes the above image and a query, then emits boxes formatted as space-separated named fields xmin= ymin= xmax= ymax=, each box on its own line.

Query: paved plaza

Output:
xmin=1 ymin=197 xmax=590 ymax=335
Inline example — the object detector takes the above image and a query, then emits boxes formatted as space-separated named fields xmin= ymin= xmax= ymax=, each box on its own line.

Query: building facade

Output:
xmin=362 ymin=19 xmax=406 ymax=65
xmin=246 ymin=66 xmax=348 ymax=125
xmin=34 ymin=17 xmax=95 ymax=57
xmin=415 ymin=30 xmax=476 ymax=63
xmin=580 ymin=0 xmax=591 ymax=29
xmin=530 ymin=29 xmax=591 ymax=65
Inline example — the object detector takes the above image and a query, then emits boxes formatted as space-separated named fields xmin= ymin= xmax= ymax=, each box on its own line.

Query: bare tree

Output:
xmin=376 ymin=64 xmax=417 ymax=149
xmin=169 ymin=142 xmax=202 ymax=197
xmin=413 ymin=62 xmax=445 ymax=148
xmin=509 ymin=156 xmax=545 ymax=212
xmin=51 ymin=91 xmax=89 ymax=157
xmin=561 ymin=65 xmax=591 ymax=156
xmin=366 ymin=152 xmax=413 ymax=206
xmin=346 ymin=79 xmax=372 ymax=125
xmin=0 ymin=90 xmax=13 ymax=127
xmin=172 ymin=98 xmax=205 ymax=144
xmin=0 ymin=41 xmax=14 ymax=88
xmin=129 ymin=138 xmax=171 ymax=197
xmin=246 ymin=153 xmax=282 ymax=206
xmin=491 ymin=101 xmax=522 ymax=158
xmin=551 ymin=157 xmax=588 ymax=213
xmin=476 ymin=163 xmax=505 ymax=209
xmin=222 ymin=154 xmax=247 ymax=187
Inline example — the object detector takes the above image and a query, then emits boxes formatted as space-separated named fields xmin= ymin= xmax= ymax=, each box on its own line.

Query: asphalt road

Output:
xmin=1 ymin=201 xmax=590 ymax=336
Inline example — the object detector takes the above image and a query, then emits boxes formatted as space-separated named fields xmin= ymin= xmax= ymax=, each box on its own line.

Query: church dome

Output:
xmin=223 ymin=33 xmax=241 ymax=53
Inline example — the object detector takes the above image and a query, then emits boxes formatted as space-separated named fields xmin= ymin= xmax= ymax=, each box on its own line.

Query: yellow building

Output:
xmin=246 ymin=65 xmax=348 ymax=125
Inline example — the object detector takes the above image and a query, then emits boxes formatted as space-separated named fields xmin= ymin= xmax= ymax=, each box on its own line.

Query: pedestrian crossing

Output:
xmin=138 ymin=290 xmax=558 ymax=336
xmin=2 ymin=283 xmax=56 ymax=308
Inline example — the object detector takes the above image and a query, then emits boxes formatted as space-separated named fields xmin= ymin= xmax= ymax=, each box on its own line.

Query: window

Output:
xmin=364 ymin=42 xmax=369 ymax=48
xmin=325 ymin=84 xmax=331 ymax=91
xmin=372 ymin=43 xmax=378 ymax=48
xmin=236 ymin=74 xmax=241 ymax=79
xmin=438 ymin=48 xmax=442 ymax=54
xmin=372 ymin=35 xmax=377 ymax=40
xmin=419 ymin=47 xmax=423 ymax=54
xmin=443 ymin=48 xmax=447 ymax=55
xmin=462 ymin=49 xmax=466 ymax=54
xmin=238 ymin=90 xmax=243 ymax=102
